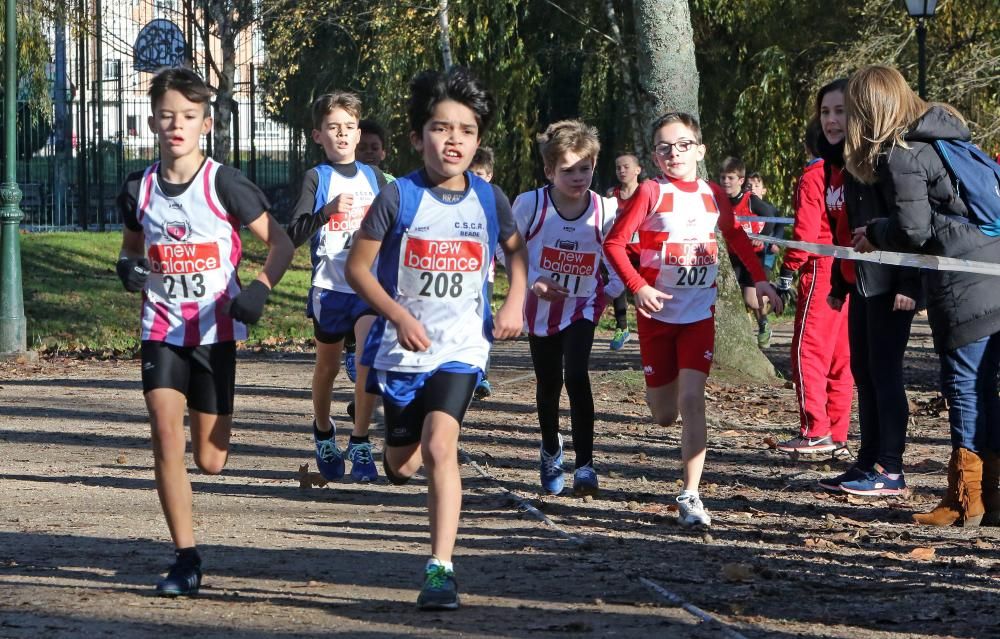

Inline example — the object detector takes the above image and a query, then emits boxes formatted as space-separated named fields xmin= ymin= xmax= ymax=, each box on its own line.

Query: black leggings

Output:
xmin=528 ymin=319 xmax=596 ymax=468
xmin=849 ymin=290 xmax=916 ymax=474
xmin=612 ymin=293 xmax=628 ymax=330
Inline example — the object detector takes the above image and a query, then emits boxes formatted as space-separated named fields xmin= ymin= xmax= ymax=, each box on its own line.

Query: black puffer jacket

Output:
xmin=867 ymin=106 xmax=1000 ymax=352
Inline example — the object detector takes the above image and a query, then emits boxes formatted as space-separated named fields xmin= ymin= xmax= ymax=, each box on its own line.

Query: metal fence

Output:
xmin=15 ymin=0 xmax=304 ymax=231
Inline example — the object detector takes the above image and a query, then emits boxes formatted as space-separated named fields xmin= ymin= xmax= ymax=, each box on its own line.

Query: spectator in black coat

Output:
xmin=846 ymin=65 xmax=1000 ymax=527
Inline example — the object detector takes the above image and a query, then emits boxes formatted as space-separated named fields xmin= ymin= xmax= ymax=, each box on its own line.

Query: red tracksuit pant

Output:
xmin=790 ymin=257 xmax=853 ymax=441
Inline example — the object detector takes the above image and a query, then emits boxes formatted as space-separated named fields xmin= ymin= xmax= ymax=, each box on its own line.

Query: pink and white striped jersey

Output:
xmin=136 ymin=159 xmax=246 ymax=346
xmin=514 ymin=187 xmax=624 ymax=337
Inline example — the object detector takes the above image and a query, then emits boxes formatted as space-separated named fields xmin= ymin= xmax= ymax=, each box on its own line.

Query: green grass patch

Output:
xmin=21 ymin=231 xmax=314 ymax=356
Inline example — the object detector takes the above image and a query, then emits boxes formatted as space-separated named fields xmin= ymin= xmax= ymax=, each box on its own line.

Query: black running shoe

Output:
xmin=155 ymin=560 xmax=202 ymax=597
xmin=417 ymin=564 xmax=459 ymax=610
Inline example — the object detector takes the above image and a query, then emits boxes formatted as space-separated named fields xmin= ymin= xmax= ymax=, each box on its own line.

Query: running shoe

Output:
xmin=417 ymin=564 xmax=459 ymax=611
xmin=474 ymin=378 xmax=493 ymax=400
xmin=573 ymin=463 xmax=599 ymax=497
xmin=757 ymin=320 xmax=772 ymax=348
xmin=314 ymin=418 xmax=345 ymax=481
xmin=818 ymin=465 xmax=868 ymax=492
xmin=155 ymin=560 xmax=202 ymax=597
xmin=610 ymin=328 xmax=631 ymax=351
xmin=776 ymin=434 xmax=838 ymax=454
xmin=676 ymin=492 xmax=712 ymax=529
xmin=347 ymin=440 xmax=379 ymax=482
xmin=344 ymin=351 xmax=357 ymax=383
xmin=540 ymin=434 xmax=565 ymax=495
xmin=840 ymin=465 xmax=907 ymax=496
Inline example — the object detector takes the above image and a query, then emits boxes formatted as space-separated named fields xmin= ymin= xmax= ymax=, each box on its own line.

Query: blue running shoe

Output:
xmin=573 ymin=463 xmax=599 ymax=497
xmin=344 ymin=351 xmax=357 ymax=383
xmin=417 ymin=563 xmax=459 ymax=610
xmin=539 ymin=434 xmax=565 ymax=495
xmin=155 ymin=560 xmax=202 ymax=597
xmin=610 ymin=328 xmax=631 ymax=351
xmin=818 ymin=465 xmax=868 ymax=492
xmin=314 ymin=418 xmax=345 ymax=481
xmin=840 ymin=465 xmax=907 ymax=496
xmin=347 ymin=440 xmax=379 ymax=482
xmin=474 ymin=378 xmax=492 ymax=400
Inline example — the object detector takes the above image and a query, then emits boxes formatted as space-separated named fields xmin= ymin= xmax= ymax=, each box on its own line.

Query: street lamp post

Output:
xmin=0 ymin=0 xmax=28 ymax=356
xmin=904 ymin=0 xmax=939 ymax=100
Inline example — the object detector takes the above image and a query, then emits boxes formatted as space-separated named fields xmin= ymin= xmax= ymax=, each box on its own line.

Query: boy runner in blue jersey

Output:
xmin=346 ymin=68 xmax=527 ymax=611
xmin=287 ymin=93 xmax=388 ymax=484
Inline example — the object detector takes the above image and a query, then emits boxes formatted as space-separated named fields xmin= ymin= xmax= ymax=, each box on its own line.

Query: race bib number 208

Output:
xmin=398 ymin=236 xmax=485 ymax=300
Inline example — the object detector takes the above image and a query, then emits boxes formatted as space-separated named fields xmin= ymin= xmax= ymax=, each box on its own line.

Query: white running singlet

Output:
xmin=136 ymin=159 xmax=245 ymax=346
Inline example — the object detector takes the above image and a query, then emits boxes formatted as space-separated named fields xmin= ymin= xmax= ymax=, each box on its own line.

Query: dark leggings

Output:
xmin=529 ymin=319 xmax=596 ymax=468
xmin=612 ymin=293 xmax=628 ymax=330
xmin=849 ymin=290 xmax=916 ymax=474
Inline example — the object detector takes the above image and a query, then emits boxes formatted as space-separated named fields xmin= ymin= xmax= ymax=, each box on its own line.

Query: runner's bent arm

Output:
xmin=494 ymin=231 xmax=527 ymax=340
xmin=246 ymin=213 xmax=294 ymax=290
xmin=603 ymin=180 xmax=655 ymax=293
xmin=345 ymin=231 xmax=430 ymax=352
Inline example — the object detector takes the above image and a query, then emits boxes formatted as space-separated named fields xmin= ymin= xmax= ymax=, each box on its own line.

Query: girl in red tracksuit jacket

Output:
xmin=776 ymin=79 xmax=854 ymax=456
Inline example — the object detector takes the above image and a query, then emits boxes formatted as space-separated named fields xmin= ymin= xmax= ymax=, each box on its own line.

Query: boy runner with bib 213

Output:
xmin=115 ymin=67 xmax=293 ymax=596
xmin=603 ymin=112 xmax=783 ymax=529
xmin=346 ymin=68 xmax=527 ymax=611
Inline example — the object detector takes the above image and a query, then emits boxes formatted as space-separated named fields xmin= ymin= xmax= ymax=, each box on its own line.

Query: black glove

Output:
xmin=227 ymin=280 xmax=271 ymax=324
xmin=775 ymin=268 xmax=794 ymax=307
xmin=116 ymin=257 xmax=150 ymax=292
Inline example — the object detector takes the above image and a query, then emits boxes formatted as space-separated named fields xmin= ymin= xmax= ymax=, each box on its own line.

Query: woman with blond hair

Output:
xmin=847 ymin=64 xmax=1000 ymax=527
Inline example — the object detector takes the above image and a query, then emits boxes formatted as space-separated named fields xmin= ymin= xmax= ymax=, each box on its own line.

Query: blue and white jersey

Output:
xmin=365 ymin=171 xmax=500 ymax=373
xmin=310 ymin=162 xmax=380 ymax=292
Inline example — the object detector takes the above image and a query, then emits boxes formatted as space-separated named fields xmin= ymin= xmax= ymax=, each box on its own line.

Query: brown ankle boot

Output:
xmin=912 ymin=448 xmax=985 ymax=527
xmin=981 ymin=450 xmax=1000 ymax=526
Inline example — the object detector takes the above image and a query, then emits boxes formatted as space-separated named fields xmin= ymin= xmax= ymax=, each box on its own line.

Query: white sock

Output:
xmin=427 ymin=557 xmax=454 ymax=573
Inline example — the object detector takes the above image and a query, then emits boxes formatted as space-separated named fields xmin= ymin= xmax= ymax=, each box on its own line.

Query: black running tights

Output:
xmin=528 ymin=319 xmax=597 ymax=468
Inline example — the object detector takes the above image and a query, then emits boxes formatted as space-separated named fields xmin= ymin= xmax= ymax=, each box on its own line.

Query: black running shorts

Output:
xmin=140 ymin=340 xmax=237 ymax=415
xmin=382 ymin=371 xmax=479 ymax=447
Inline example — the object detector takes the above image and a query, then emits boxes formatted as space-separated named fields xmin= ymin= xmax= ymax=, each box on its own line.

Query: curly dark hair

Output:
xmin=407 ymin=67 xmax=495 ymax=134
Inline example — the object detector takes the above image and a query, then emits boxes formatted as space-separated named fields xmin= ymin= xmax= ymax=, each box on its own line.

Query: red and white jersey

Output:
xmin=637 ymin=178 xmax=723 ymax=325
xmin=514 ymin=187 xmax=624 ymax=336
xmin=732 ymin=192 xmax=766 ymax=235
xmin=136 ymin=159 xmax=245 ymax=346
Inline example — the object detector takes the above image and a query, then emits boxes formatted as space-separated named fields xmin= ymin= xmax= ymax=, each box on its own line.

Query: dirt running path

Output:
xmin=1 ymin=317 xmax=997 ymax=638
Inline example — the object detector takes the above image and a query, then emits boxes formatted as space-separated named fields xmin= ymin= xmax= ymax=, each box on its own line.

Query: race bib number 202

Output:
xmin=398 ymin=236 xmax=485 ymax=300
xmin=660 ymin=240 xmax=719 ymax=289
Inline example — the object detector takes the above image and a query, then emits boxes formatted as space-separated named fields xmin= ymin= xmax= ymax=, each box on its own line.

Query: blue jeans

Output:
xmin=939 ymin=333 xmax=1000 ymax=452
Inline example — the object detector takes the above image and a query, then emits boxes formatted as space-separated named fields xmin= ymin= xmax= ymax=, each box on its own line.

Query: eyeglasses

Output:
xmin=653 ymin=140 xmax=698 ymax=157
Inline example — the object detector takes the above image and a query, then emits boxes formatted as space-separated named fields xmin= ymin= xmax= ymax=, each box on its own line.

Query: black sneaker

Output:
xmin=818 ymin=466 xmax=868 ymax=492
xmin=416 ymin=564 xmax=459 ymax=610
xmin=155 ymin=560 xmax=202 ymax=597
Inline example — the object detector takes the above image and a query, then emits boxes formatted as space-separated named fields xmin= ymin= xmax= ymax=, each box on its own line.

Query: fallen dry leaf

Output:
xmin=297 ymin=463 xmax=328 ymax=489
xmin=804 ymin=537 xmax=838 ymax=550
xmin=763 ymin=436 xmax=778 ymax=450
xmin=115 ymin=452 xmax=128 ymax=465
xmin=721 ymin=562 xmax=755 ymax=582
xmin=910 ymin=547 xmax=936 ymax=560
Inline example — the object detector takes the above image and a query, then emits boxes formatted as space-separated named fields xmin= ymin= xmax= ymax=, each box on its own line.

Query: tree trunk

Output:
xmin=211 ymin=15 xmax=235 ymax=163
xmin=602 ymin=0 xmax=646 ymax=161
xmin=633 ymin=0 xmax=774 ymax=379
xmin=438 ymin=0 xmax=453 ymax=72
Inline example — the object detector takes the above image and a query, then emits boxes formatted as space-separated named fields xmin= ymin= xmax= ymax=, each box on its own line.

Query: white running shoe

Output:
xmin=676 ymin=492 xmax=712 ymax=529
